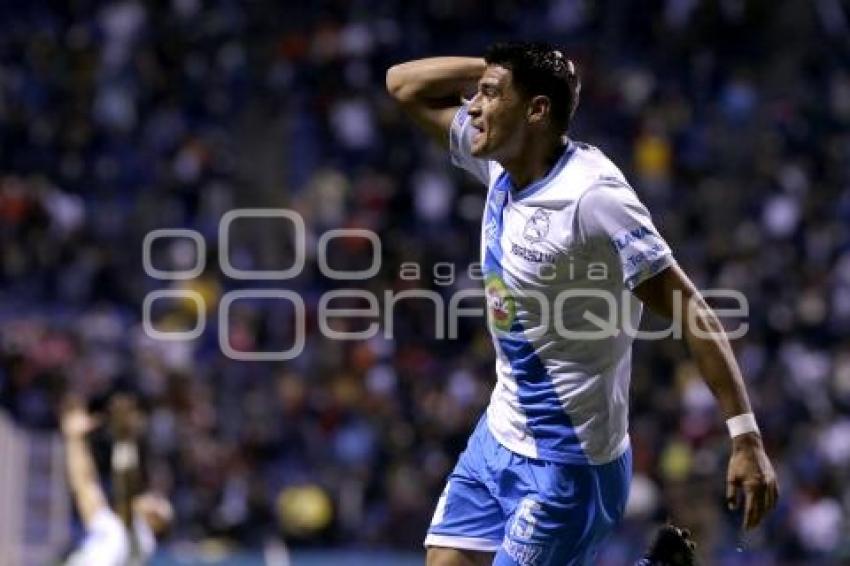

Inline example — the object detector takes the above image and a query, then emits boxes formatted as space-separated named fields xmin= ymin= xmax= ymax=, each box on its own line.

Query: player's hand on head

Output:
xmin=726 ymin=432 xmax=779 ymax=530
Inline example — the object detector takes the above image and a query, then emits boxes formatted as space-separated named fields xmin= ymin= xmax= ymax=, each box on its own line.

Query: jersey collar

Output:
xmin=507 ymin=140 xmax=576 ymax=201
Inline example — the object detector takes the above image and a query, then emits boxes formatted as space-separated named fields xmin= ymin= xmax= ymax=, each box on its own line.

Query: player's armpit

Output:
xmin=392 ymin=101 xmax=458 ymax=150
xmin=630 ymin=262 xmax=688 ymax=319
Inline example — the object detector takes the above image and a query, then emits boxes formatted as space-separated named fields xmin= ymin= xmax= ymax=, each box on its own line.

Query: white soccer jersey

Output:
xmin=450 ymin=105 xmax=675 ymax=465
xmin=65 ymin=508 xmax=155 ymax=566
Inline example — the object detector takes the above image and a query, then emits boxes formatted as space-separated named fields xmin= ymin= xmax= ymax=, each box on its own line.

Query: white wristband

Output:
xmin=726 ymin=413 xmax=760 ymax=438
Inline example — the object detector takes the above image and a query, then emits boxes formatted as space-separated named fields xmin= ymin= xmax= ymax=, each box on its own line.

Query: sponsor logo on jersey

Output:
xmin=485 ymin=274 xmax=515 ymax=332
xmin=625 ymin=243 xmax=667 ymax=269
xmin=510 ymin=242 xmax=555 ymax=264
xmin=612 ymin=225 xmax=653 ymax=251
xmin=523 ymin=209 xmax=551 ymax=243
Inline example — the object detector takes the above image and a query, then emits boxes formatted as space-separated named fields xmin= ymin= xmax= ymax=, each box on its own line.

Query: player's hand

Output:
xmin=59 ymin=397 xmax=99 ymax=439
xmin=726 ymin=432 xmax=779 ymax=530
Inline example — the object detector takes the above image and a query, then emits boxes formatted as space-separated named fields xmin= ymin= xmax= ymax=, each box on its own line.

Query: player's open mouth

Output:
xmin=472 ymin=125 xmax=485 ymax=143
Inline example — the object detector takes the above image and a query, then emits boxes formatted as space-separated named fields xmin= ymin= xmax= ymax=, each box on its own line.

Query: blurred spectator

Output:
xmin=60 ymin=395 xmax=173 ymax=565
xmin=0 ymin=1 xmax=848 ymax=563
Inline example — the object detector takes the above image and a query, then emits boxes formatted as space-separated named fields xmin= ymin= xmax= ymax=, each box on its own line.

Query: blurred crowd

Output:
xmin=1 ymin=0 xmax=849 ymax=563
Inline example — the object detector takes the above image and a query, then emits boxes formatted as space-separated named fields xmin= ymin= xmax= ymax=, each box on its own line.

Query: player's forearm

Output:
xmin=65 ymin=436 xmax=100 ymax=494
xmin=683 ymin=297 xmax=754 ymax=421
xmin=386 ymin=57 xmax=485 ymax=105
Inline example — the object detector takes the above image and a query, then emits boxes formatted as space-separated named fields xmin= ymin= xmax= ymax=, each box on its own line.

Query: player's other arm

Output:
xmin=60 ymin=399 xmax=108 ymax=526
xmin=386 ymin=57 xmax=485 ymax=148
xmin=633 ymin=266 xmax=779 ymax=530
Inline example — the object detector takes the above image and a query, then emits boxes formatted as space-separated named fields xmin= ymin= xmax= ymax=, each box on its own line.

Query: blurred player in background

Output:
xmin=60 ymin=395 xmax=172 ymax=565
xmin=387 ymin=41 xmax=777 ymax=565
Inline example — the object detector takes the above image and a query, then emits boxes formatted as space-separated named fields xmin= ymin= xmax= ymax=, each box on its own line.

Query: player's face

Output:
xmin=468 ymin=65 xmax=528 ymax=161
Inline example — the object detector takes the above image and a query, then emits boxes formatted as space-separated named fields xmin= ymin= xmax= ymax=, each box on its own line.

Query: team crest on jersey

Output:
xmin=523 ymin=209 xmax=551 ymax=243
xmin=485 ymin=274 xmax=515 ymax=332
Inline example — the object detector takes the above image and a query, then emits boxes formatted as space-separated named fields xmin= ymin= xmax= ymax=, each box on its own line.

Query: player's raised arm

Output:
xmin=632 ymin=264 xmax=779 ymax=531
xmin=386 ymin=57 xmax=485 ymax=148
xmin=60 ymin=399 xmax=108 ymax=526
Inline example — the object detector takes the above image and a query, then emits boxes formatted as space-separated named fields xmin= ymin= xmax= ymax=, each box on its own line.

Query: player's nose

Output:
xmin=468 ymin=93 xmax=483 ymax=116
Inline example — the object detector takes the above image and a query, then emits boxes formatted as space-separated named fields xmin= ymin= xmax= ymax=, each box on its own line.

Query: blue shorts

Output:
xmin=425 ymin=416 xmax=632 ymax=566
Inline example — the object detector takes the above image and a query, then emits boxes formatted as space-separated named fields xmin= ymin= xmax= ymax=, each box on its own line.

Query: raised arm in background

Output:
xmin=60 ymin=399 xmax=107 ymax=526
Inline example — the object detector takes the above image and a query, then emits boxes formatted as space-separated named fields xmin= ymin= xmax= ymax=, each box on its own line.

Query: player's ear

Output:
xmin=527 ymin=95 xmax=551 ymax=125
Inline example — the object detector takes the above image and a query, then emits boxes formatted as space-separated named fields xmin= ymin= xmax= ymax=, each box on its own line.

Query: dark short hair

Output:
xmin=484 ymin=41 xmax=581 ymax=134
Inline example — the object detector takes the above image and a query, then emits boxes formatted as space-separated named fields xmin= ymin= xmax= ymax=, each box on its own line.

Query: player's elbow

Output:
xmin=385 ymin=65 xmax=405 ymax=98
xmin=386 ymin=64 xmax=415 ymax=103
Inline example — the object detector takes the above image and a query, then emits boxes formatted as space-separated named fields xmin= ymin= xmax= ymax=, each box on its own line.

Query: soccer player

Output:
xmin=61 ymin=396 xmax=172 ymax=565
xmin=386 ymin=42 xmax=778 ymax=565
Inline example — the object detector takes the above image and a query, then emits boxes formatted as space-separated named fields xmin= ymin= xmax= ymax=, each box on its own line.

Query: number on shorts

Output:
xmin=510 ymin=498 xmax=541 ymax=540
